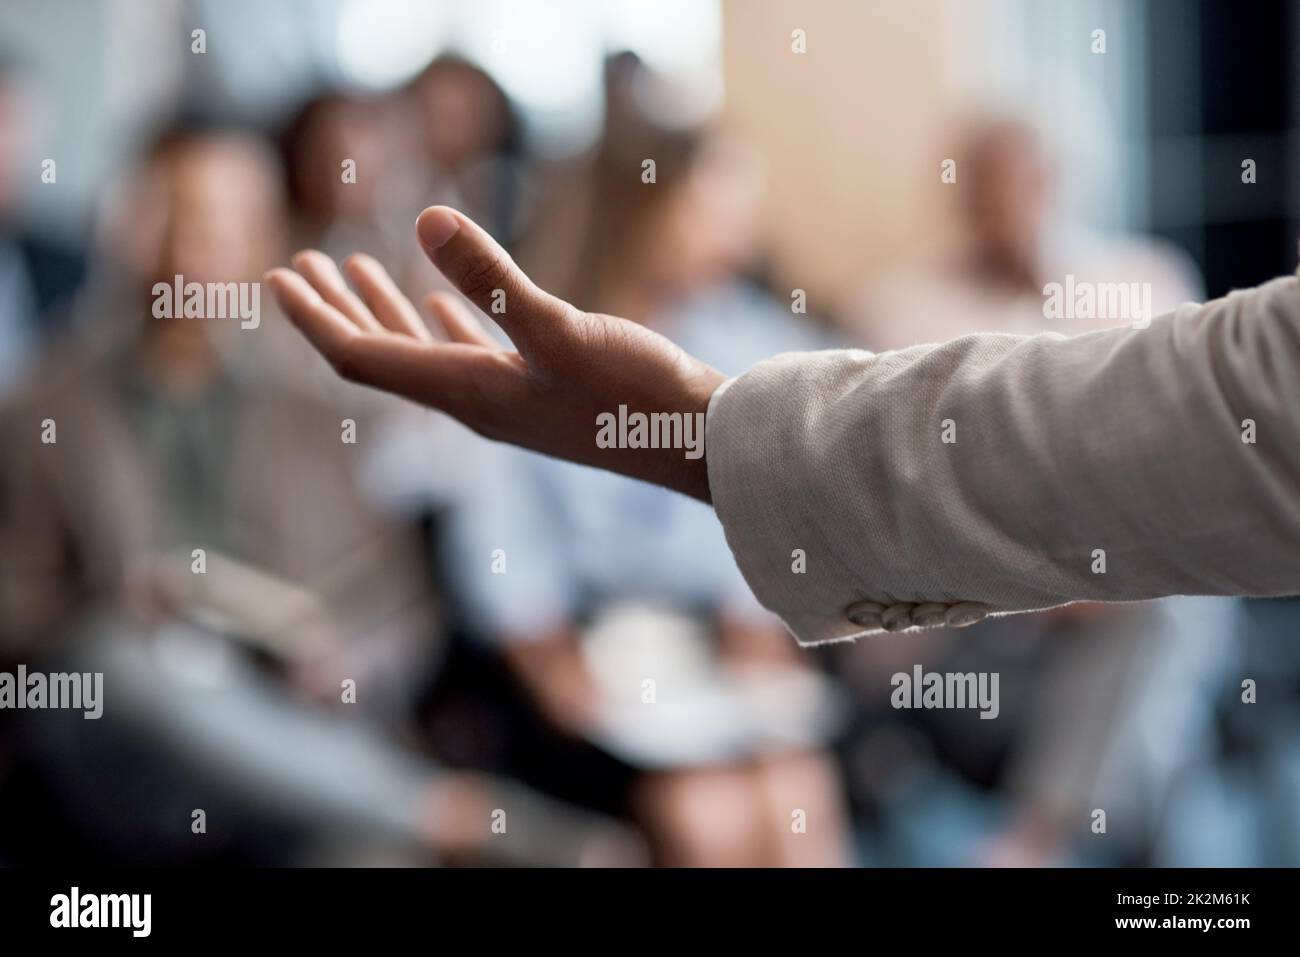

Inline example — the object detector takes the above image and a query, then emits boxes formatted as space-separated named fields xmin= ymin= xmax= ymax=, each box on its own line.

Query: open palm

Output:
xmin=265 ymin=206 xmax=724 ymax=500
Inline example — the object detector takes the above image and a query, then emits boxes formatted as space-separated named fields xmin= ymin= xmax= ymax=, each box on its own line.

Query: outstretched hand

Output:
xmin=265 ymin=207 xmax=725 ymax=501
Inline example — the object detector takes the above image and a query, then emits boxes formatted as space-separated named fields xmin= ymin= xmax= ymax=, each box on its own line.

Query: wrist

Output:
xmin=674 ymin=366 xmax=727 ymax=502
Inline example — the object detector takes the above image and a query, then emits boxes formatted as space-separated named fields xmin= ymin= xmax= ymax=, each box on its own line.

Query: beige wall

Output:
xmin=723 ymin=0 xmax=965 ymax=313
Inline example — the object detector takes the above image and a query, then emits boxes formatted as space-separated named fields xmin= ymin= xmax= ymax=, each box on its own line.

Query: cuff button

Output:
xmin=911 ymin=602 xmax=949 ymax=627
xmin=944 ymin=602 xmax=989 ymax=628
xmin=881 ymin=603 xmax=916 ymax=632
xmin=845 ymin=600 xmax=885 ymax=628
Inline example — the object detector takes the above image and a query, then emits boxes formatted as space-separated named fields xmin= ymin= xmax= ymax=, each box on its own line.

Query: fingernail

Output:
xmin=417 ymin=206 xmax=460 ymax=250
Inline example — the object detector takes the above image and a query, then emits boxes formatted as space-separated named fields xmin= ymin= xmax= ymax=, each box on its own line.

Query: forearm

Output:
xmin=706 ymin=276 xmax=1300 ymax=645
xmin=269 ymin=207 xmax=1300 ymax=649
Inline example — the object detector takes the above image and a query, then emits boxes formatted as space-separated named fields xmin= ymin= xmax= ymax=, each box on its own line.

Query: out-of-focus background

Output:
xmin=0 ymin=0 xmax=1298 ymax=867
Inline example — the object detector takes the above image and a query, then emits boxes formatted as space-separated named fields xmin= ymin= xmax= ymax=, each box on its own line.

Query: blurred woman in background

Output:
xmin=445 ymin=61 xmax=852 ymax=867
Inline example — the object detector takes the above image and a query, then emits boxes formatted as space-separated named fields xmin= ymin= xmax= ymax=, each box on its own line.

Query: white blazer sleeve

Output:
xmin=704 ymin=273 xmax=1300 ymax=646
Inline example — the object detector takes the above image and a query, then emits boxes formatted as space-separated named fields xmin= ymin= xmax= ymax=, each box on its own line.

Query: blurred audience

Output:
xmin=0 ymin=15 xmax=1287 ymax=868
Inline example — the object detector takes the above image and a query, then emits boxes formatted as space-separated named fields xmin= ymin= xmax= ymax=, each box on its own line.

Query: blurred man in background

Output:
xmin=848 ymin=118 xmax=1202 ymax=346
xmin=827 ymin=117 xmax=1204 ymax=867
xmin=0 ymin=123 xmax=438 ymax=678
xmin=0 ymin=121 xmax=638 ymax=867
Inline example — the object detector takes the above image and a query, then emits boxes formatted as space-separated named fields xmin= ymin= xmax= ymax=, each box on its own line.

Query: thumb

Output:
xmin=416 ymin=206 xmax=577 ymax=366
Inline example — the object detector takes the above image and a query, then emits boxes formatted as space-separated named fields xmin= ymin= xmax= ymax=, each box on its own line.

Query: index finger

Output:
xmin=265 ymin=268 xmax=359 ymax=362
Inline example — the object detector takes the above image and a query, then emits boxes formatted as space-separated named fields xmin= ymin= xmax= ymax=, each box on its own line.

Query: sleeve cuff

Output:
xmin=704 ymin=352 xmax=885 ymax=647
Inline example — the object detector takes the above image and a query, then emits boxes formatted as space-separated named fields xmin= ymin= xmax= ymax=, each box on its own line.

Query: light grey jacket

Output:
xmin=706 ymin=273 xmax=1300 ymax=646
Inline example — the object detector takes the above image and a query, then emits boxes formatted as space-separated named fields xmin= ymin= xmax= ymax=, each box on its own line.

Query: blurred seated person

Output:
xmin=404 ymin=54 xmax=526 ymax=248
xmin=276 ymin=75 xmax=532 ymax=495
xmin=446 ymin=96 xmax=851 ymax=867
xmin=0 ymin=610 xmax=643 ymax=867
xmin=0 ymin=55 xmax=85 ymax=393
xmin=277 ymin=89 xmax=474 ymax=493
xmin=0 ymin=123 xmax=643 ymax=866
xmin=847 ymin=117 xmax=1202 ymax=348
xmin=280 ymin=91 xmax=417 ymax=268
xmin=825 ymin=599 xmax=1173 ymax=867
xmin=834 ymin=116 xmax=1196 ymax=867
xmin=0 ymin=123 xmax=434 ymax=710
